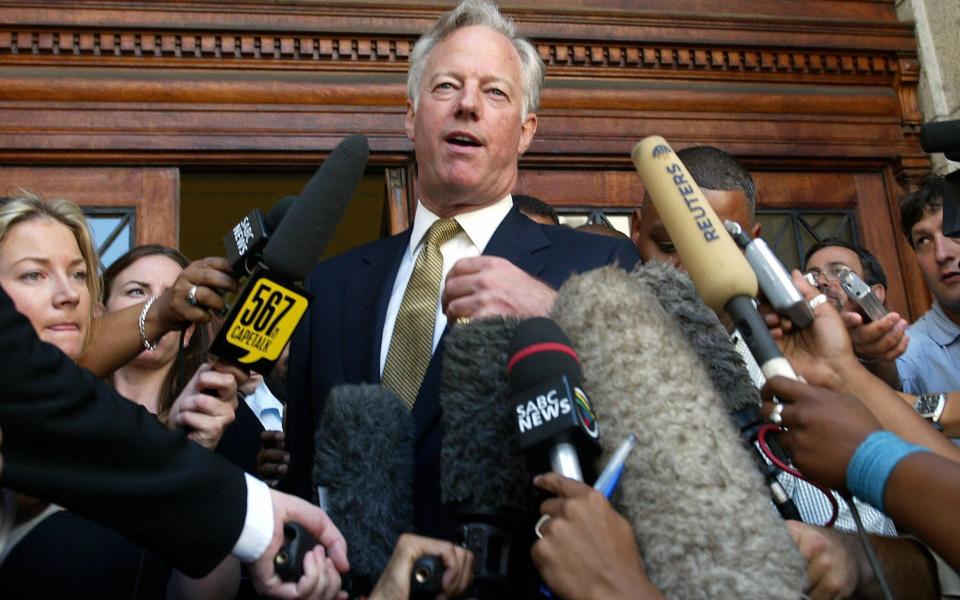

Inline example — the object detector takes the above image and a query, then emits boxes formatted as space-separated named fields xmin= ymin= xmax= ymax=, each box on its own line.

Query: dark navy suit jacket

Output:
xmin=0 ymin=287 xmax=247 ymax=577
xmin=284 ymin=207 xmax=640 ymax=538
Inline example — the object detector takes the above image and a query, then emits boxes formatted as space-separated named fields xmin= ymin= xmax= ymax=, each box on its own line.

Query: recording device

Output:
xmin=919 ymin=119 xmax=960 ymax=238
xmin=634 ymin=261 xmax=801 ymax=521
xmin=835 ymin=266 xmax=888 ymax=322
xmin=506 ymin=317 xmax=600 ymax=482
xmin=632 ymin=136 xmax=797 ymax=382
xmin=439 ymin=317 xmax=540 ymax=599
xmin=274 ymin=522 xmax=316 ymax=583
xmin=305 ymin=384 xmax=415 ymax=594
xmin=551 ymin=265 xmax=807 ymax=599
xmin=410 ymin=555 xmax=445 ymax=599
xmin=209 ymin=135 xmax=369 ymax=374
xmin=725 ymin=220 xmax=814 ymax=329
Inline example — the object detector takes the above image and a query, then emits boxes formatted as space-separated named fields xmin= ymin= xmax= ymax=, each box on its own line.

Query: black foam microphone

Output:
xmin=506 ymin=317 xmax=600 ymax=482
xmin=439 ymin=317 xmax=539 ymax=599
xmin=262 ymin=135 xmax=369 ymax=281
xmin=312 ymin=384 xmax=415 ymax=597
xmin=209 ymin=135 xmax=369 ymax=374
xmin=552 ymin=265 xmax=807 ymax=599
xmin=634 ymin=261 xmax=801 ymax=521
xmin=222 ymin=194 xmax=297 ymax=277
xmin=920 ymin=118 xmax=960 ymax=161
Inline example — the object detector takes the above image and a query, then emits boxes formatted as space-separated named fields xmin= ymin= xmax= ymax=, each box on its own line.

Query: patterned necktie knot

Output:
xmin=424 ymin=218 xmax=461 ymax=249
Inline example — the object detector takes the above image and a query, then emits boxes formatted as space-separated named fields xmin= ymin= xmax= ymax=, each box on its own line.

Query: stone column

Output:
xmin=897 ymin=0 xmax=960 ymax=172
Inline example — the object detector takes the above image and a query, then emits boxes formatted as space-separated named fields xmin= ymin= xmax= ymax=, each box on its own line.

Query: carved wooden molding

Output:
xmin=539 ymin=44 xmax=897 ymax=80
xmin=0 ymin=28 xmax=907 ymax=85
xmin=895 ymin=56 xmax=923 ymax=133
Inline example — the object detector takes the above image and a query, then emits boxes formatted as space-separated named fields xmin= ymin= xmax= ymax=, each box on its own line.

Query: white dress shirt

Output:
xmin=245 ymin=379 xmax=285 ymax=432
xmin=378 ymin=195 xmax=514 ymax=375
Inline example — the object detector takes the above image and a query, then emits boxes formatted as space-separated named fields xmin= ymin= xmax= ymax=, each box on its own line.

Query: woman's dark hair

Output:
xmin=102 ymin=244 xmax=189 ymax=300
xmin=103 ymin=244 xmax=210 ymax=422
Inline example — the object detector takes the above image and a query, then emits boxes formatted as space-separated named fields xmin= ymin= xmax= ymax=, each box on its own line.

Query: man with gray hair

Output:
xmin=284 ymin=0 xmax=638 ymax=544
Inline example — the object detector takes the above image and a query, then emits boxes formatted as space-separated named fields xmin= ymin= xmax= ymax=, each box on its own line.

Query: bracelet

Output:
xmin=139 ymin=295 xmax=160 ymax=352
xmin=846 ymin=430 xmax=929 ymax=512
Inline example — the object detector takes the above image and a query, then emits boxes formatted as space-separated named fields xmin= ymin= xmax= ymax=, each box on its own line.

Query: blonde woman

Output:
xmin=0 ymin=192 xmax=238 ymax=598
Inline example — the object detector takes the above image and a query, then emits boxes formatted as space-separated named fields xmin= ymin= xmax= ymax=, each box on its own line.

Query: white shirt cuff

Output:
xmin=231 ymin=474 xmax=274 ymax=563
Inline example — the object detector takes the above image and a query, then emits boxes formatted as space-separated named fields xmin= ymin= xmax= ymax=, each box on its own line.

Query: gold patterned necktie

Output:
xmin=382 ymin=218 xmax=462 ymax=408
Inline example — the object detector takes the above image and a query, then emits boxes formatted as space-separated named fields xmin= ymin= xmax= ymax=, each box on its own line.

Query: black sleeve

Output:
xmin=0 ymin=286 xmax=248 ymax=577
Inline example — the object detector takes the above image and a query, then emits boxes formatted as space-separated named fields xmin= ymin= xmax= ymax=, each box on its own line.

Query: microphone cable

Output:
xmin=844 ymin=492 xmax=894 ymax=600
xmin=757 ymin=425 xmax=894 ymax=599
xmin=757 ymin=423 xmax=839 ymax=528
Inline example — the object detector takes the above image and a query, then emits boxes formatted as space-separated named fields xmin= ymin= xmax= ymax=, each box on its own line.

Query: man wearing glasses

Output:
xmin=802 ymin=238 xmax=908 ymax=389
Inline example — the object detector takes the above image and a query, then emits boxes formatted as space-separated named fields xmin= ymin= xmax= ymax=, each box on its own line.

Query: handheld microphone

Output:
xmin=633 ymin=261 xmax=801 ymax=520
xmin=311 ymin=383 xmax=415 ymax=596
xmin=551 ymin=265 xmax=807 ymax=599
xmin=222 ymin=195 xmax=297 ymax=278
xmin=506 ymin=317 xmax=600 ymax=482
xmin=724 ymin=220 xmax=814 ymax=329
xmin=632 ymin=136 xmax=797 ymax=381
xmin=439 ymin=317 xmax=540 ymax=599
xmin=209 ymin=135 xmax=369 ymax=374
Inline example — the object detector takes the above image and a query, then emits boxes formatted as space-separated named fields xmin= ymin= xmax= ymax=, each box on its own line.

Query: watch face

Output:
xmin=914 ymin=394 xmax=943 ymax=419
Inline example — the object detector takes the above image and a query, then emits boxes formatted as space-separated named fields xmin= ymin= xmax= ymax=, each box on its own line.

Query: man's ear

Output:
xmin=872 ymin=284 xmax=887 ymax=304
xmin=405 ymin=101 xmax=416 ymax=142
xmin=750 ymin=222 xmax=762 ymax=239
xmin=517 ymin=113 xmax=537 ymax=155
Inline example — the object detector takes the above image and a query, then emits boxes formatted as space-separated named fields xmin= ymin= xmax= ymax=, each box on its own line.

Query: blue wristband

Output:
xmin=846 ymin=430 xmax=929 ymax=512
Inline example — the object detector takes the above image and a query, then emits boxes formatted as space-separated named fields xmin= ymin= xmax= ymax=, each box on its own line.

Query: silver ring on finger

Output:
xmin=768 ymin=402 xmax=784 ymax=426
xmin=534 ymin=514 xmax=551 ymax=540
xmin=808 ymin=293 xmax=828 ymax=311
xmin=187 ymin=285 xmax=199 ymax=307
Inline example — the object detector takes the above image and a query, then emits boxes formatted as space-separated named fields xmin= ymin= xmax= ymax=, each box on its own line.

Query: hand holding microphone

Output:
xmin=759 ymin=377 xmax=882 ymax=493
xmin=531 ymin=473 xmax=663 ymax=600
xmin=166 ymin=362 xmax=239 ymax=450
xmin=153 ymin=256 xmax=240 ymax=329
xmin=774 ymin=270 xmax=860 ymax=389
xmin=370 ymin=534 xmax=474 ymax=600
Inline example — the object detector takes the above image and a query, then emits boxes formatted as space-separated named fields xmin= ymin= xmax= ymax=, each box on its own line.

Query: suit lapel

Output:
xmin=411 ymin=207 xmax=552 ymax=439
xmin=483 ymin=207 xmax=551 ymax=278
xmin=343 ymin=231 xmax=410 ymax=383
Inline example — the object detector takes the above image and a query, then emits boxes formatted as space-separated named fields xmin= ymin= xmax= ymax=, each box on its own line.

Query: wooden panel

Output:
xmin=515 ymin=170 xmax=643 ymax=207
xmin=754 ymin=173 xmax=858 ymax=209
xmin=0 ymin=167 xmax=178 ymax=248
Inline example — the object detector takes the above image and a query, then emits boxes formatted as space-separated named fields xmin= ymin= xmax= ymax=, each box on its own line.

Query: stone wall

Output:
xmin=897 ymin=0 xmax=960 ymax=172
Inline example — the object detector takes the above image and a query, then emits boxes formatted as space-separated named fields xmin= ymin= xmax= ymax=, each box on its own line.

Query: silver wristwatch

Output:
xmin=913 ymin=392 xmax=947 ymax=425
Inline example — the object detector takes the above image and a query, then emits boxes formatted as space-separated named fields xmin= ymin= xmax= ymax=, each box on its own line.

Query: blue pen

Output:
xmin=539 ymin=433 xmax=637 ymax=598
xmin=593 ymin=433 xmax=637 ymax=498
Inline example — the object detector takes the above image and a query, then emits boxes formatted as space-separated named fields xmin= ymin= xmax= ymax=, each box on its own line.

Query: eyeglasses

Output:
xmin=803 ymin=265 xmax=849 ymax=284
